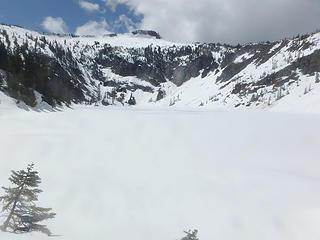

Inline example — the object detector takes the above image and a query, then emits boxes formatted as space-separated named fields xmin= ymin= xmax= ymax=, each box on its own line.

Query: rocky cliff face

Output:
xmin=0 ymin=24 xmax=320 ymax=109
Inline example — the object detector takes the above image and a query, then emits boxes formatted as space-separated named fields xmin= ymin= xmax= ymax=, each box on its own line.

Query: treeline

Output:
xmin=0 ymin=30 xmax=85 ymax=106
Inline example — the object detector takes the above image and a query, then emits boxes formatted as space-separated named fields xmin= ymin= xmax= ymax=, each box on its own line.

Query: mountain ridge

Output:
xmin=0 ymin=23 xmax=320 ymax=111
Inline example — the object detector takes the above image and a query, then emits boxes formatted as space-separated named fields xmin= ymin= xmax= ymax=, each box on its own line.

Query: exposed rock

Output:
xmin=132 ymin=30 xmax=161 ymax=39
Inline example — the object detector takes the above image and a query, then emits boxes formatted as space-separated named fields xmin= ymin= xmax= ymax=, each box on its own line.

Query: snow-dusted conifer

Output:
xmin=169 ymin=98 xmax=176 ymax=106
xmin=128 ymin=93 xmax=136 ymax=105
xmin=0 ymin=164 xmax=55 ymax=236
xmin=110 ymin=88 xmax=117 ymax=105
xmin=297 ymin=50 xmax=302 ymax=59
xmin=286 ymin=88 xmax=290 ymax=95
xmin=272 ymin=59 xmax=277 ymax=70
xmin=181 ymin=230 xmax=199 ymax=240
xmin=276 ymin=88 xmax=282 ymax=100
xmin=97 ymin=83 xmax=102 ymax=102
xmin=268 ymin=96 xmax=272 ymax=106
xmin=250 ymin=93 xmax=257 ymax=103
xmin=315 ymin=72 xmax=320 ymax=83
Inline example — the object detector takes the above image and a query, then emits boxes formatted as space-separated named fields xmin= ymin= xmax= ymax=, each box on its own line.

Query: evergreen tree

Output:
xmin=181 ymin=229 xmax=199 ymax=240
xmin=128 ymin=93 xmax=136 ymax=105
xmin=268 ymin=96 xmax=272 ymax=106
xmin=0 ymin=41 xmax=9 ymax=70
xmin=0 ymin=164 xmax=55 ymax=236
xmin=97 ymin=83 xmax=102 ymax=103
xmin=110 ymin=88 xmax=117 ymax=105
xmin=315 ymin=72 xmax=320 ymax=83
xmin=276 ymin=88 xmax=283 ymax=100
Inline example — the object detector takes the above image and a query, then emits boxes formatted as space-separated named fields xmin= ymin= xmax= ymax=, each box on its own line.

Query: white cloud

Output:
xmin=113 ymin=15 xmax=139 ymax=32
xmin=101 ymin=0 xmax=320 ymax=44
xmin=101 ymin=0 xmax=119 ymax=12
xmin=79 ymin=1 xmax=100 ymax=12
xmin=75 ymin=19 xmax=112 ymax=36
xmin=41 ymin=16 xmax=68 ymax=34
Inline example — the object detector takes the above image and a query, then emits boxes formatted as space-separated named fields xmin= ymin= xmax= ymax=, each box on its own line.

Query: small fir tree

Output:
xmin=268 ymin=96 xmax=272 ymax=106
xmin=0 ymin=164 xmax=56 ymax=235
xmin=276 ymin=88 xmax=283 ymax=100
xmin=110 ymin=88 xmax=117 ymax=105
xmin=315 ymin=72 xmax=320 ymax=83
xmin=128 ymin=93 xmax=136 ymax=105
xmin=97 ymin=83 xmax=102 ymax=103
xmin=181 ymin=229 xmax=199 ymax=240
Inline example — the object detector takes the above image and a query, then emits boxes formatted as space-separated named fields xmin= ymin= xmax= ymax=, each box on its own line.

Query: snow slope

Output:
xmin=157 ymin=70 xmax=320 ymax=114
xmin=1 ymin=106 xmax=320 ymax=240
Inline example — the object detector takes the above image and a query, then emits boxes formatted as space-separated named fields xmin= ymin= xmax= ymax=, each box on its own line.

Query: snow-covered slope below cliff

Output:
xmin=155 ymin=68 xmax=320 ymax=114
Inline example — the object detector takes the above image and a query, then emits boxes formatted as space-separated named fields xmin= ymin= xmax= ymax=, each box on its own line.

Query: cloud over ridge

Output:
xmin=102 ymin=0 xmax=320 ymax=44
xmin=75 ymin=19 xmax=112 ymax=36
xmin=41 ymin=16 xmax=68 ymax=34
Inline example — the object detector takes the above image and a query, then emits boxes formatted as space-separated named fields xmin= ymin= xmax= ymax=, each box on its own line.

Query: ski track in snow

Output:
xmin=0 ymin=106 xmax=320 ymax=240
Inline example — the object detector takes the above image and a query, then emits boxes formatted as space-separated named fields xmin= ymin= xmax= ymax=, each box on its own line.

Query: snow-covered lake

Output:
xmin=0 ymin=106 xmax=320 ymax=240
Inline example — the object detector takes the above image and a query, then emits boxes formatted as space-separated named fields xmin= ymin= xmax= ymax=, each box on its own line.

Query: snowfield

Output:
xmin=1 ymin=105 xmax=320 ymax=240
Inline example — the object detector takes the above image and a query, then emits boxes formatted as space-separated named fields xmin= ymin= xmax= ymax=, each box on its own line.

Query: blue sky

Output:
xmin=0 ymin=0 xmax=141 ymax=34
xmin=0 ymin=0 xmax=319 ymax=44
